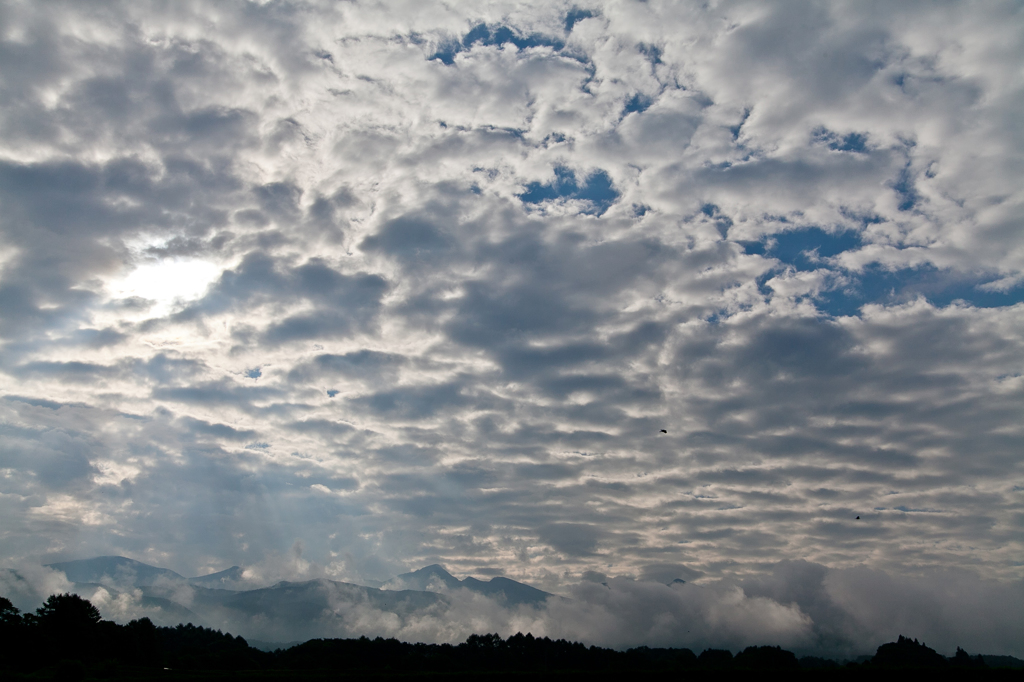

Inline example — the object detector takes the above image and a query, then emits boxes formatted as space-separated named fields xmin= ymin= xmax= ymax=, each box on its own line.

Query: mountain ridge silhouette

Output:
xmin=385 ymin=564 xmax=554 ymax=605
xmin=23 ymin=556 xmax=551 ymax=637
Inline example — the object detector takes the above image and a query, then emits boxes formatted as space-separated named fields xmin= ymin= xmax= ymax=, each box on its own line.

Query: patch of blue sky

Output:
xmin=623 ymin=93 xmax=653 ymax=116
xmin=812 ymin=127 xmax=869 ymax=153
xmin=818 ymin=264 xmax=1024 ymax=316
xmin=636 ymin=42 xmax=662 ymax=65
xmin=741 ymin=227 xmax=862 ymax=271
xmin=431 ymin=23 xmax=565 ymax=65
xmin=701 ymin=203 xmax=734 ymax=238
xmin=741 ymin=227 xmax=1024 ymax=315
xmin=729 ymin=108 xmax=752 ymax=140
xmin=564 ymin=8 xmax=596 ymax=33
xmin=890 ymin=164 xmax=919 ymax=211
xmin=519 ymin=166 xmax=619 ymax=216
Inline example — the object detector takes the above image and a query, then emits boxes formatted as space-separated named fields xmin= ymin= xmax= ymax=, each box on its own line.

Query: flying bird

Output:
xmin=660 ymin=429 xmax=667 ymax=433
xmin=856 ymin=516 xmax=860 ymax=520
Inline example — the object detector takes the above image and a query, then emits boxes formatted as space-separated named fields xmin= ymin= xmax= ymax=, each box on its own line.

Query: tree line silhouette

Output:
xmin=0 ymin=593 xmax=1013 ymax=680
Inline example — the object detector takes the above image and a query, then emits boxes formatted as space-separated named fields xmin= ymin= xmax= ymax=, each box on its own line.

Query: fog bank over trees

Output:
xmin=3 ymin=556 xmax=1022 ymax=659
xmin=1 ymin=593 xmax=1020 ymax=679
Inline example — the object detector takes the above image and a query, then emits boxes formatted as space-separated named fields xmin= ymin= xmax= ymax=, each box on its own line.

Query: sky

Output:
xmin=1 ymin=0 xmax=1023 ymax=655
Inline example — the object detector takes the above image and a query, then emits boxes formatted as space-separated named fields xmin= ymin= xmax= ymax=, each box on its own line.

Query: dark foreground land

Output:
xmin=2 ymin=594 xmax=1021 ymax=680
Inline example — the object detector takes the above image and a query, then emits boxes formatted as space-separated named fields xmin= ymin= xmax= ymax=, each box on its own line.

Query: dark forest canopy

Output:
xmin=0 ymin=594 xmax=1018 ymax=679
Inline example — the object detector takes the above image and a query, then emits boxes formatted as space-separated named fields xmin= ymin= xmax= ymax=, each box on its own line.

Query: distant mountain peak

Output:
xmin=384 ymin=565 xmax=552 ymax=605
xmin=387 ymin=564 xmax=461 ymax=591
xmin=412 ymin=564 xmax=454 ymax=576
xmin=22 ymin=556 xmax=561 ymax=641
xmin=195 ymin=564 xmax=241 ymax=575
xmin=47 ymin=556 xmax=185 ymax=586
xmin=188 ymin=565 xmax=245 ymax=588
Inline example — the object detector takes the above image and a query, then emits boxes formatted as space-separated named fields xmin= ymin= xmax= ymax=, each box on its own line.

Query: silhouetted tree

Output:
xmin=53 ymin=659 xmax=87 ymax=682
xmin=5 ymin=592 xmax=1013 ymax=677
xmin=35 ymin=593 xmax=105 ymax=663
xmin=625 ymin=645 xmax=697 ymax=670
xmin=951 ymin=646 xmax=987 ymax=669
xmin=674 ymin=647 xmax=698 ymax=668
xmin=697 ymin=648 xmax=734 ymax=669
xmin=34 ymin=593 xmax=101 ymax=629
xmin=465 ymin=632 xmax=504 ymax=650
xmin=156 ymin=622 xmax=267 ymax=670
xmin=0 ymin=597 xmax=26 ymax=670
xmin=120 ymin=617 xmax=160 ymax=667
xmin=872 ymin=635 xmax=947 ymax=669
xmin=7 ymin=593 xmax=107 ymax=673
xmin=734 ymin=645 xmax=800 ymax=670
xmin=799 ymin=655 xmax=840 ymax=669
xmin=0 ymin=596 xmax=19 ymax=625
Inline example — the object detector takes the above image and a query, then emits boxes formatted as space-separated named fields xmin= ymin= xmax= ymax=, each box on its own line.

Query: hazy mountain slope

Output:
xmin=188 ymin=565 xmax=245 ymax=589
xmin=141 ymin=583 xmax=240 ymax=608
xmin=222 ymin=579 xmax=445 ymax=619
xmin=386 ymin=564 xmax=553 ymax=605
xmin=8 ymin=557 xmax=551 ymax=642
xmin=132 ymin=574 xmax=451 ymax=641
xmin=137 ymin=594 xmax=199 ymax=623
xmin=49 ymin=581 xmax=200 ymax=626
xmin=982 ymin=655 xmax=1024 ymax=669
xmin=386 ymin=564 xmax=463 ymax=591
xmin=0 ymin=569 xmax=45 ymax=611
xmin=175 ymin=578 xmax=450 ymax=642
xmin=461 ymin=576 xmax=551 ymax=605
xmin=47 ymin=556 xmax=186 ymax=587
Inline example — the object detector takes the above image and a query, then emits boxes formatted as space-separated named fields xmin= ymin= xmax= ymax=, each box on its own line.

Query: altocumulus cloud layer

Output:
xmin=1 ymin=0 xmax=1023 ymax=654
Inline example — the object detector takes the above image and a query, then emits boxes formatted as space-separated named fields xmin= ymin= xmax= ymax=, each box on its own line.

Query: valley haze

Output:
xmin=2 ymin=555 xmax=1022 ymax=660
xmin=0 ymin=0 xmax=1022 ymax=666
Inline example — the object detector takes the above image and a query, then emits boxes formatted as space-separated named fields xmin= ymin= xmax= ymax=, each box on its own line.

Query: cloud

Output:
xmin=287 ymin=350 xmax=407 ymax=385
xmin=0 ymin=565 xmax=73 ymax=612
xmin=0 ymin=0 xmax=1021 ymax=654
xmin=638 ymin=563 xmax=704 ymax=584
xmin=24 ymin=557 xmax=1021 ymax=658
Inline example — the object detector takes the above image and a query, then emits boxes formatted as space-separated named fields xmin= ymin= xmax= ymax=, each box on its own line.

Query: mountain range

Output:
xmin=0 ymin=556 xmax=555 ymax=645
xmin=385 ymin=564 xmax=552 ymax=605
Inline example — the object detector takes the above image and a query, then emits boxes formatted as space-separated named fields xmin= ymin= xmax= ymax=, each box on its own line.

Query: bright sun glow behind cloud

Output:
xmin=108 ymin=259 xmax=221 ymax=311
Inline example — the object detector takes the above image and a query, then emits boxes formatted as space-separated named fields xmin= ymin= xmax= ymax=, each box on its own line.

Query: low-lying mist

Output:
xmin=2 ymin=559 xmax=1021 ymax=659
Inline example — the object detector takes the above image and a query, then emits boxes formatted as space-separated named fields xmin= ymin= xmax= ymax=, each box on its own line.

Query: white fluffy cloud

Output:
xmin=1 ymin=0 xmax=1022 ymax=651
